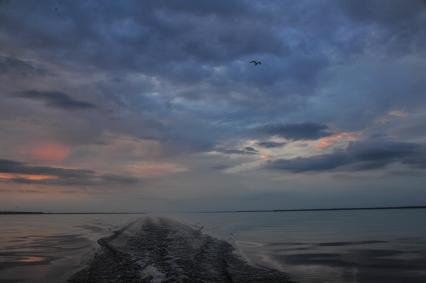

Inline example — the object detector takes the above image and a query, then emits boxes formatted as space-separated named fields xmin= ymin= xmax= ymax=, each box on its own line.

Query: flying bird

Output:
xmin=250 ymin=60 xmax=262 ymax=66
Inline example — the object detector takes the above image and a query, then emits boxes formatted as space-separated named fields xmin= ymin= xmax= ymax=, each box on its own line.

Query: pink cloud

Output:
xmin=30 ymin=143 xmax=70 ymax=161
xmin=315 ymin=132 xmax=360 ymax=150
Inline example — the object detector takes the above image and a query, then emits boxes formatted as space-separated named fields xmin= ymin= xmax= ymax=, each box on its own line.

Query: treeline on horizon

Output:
xmin=0 ymin=211 xmax=44 ymax=214
xmin=2 ymin=205 xmax=426 ymax=215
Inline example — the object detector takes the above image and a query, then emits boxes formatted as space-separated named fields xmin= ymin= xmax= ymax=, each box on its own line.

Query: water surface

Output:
xmin=1 ymin=209 xmax=426 ymax=282
xmin=0 ymin=214 xmax=140 ymax=283
xmin=169 ymin=209 xmax=426 ymax=283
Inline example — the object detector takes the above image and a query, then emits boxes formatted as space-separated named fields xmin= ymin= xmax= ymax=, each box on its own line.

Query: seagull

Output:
xmin=250 ymin=60 xmax=262 ymax=66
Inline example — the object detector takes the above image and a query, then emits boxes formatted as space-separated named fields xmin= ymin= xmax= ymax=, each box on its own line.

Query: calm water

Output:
xmin=1 ymin=209 xmax=426 ymax=283
xmin=169 ymin=209 xmax=426 ymax=283
xmin=0 ymin=214 xmax=141 ymax=283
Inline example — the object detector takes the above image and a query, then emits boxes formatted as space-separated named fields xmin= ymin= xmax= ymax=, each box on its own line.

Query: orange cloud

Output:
xmin=30 ymin=143 xmax=70 ymax=161
xmin=0 ymin=173 xmax=56 ymax=181
xmin=315 ymin=132 xmax=359 ymax=150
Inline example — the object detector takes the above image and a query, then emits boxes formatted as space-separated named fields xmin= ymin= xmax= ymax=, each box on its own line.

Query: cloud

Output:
xmin=339 ymin=0 xmax=426 ymax=27
xmin=3 ymin=0 xmax=421 ymax=155
xmin=0 ymin=55 xmax=46 ymax=77
xmin=268 ymin=140 xmax=426 ymax=173
xmin=30 ymin=143 xmax=70 ymax=161
xmin=99 ymin=174 xmax=139 ymax=185
xmin=256 ymin=141 xmax=287 ymax=148
xmin=315 ymin=132 xmax=360 ymax=150
xmin=126 ymin=162 xmax=188 ymax=177
xmin=16 ymin=91 xmax=96 ymax=110
xmin=258 ymin=122 xmax=333 ymax=140
xmin=215 ymin=146 xmax=259 ymax=155
xmin=0 ymin=158 xmax=139 ymax=186
xmin=0 ymin=1 xmax=286 ymax=76
xmin=0 ymin=1 xmax=426 ymax=210
xmin=0 ymin=158 xmax=92 ymax=177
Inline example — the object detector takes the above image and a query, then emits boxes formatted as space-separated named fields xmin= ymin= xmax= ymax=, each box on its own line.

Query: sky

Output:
xmin=0 ymin=0 xmax=425 ymax=212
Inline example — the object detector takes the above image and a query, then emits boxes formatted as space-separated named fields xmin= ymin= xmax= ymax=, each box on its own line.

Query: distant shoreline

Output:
xmin=196 ymin=205 xmax=426 ymax=214
xmin=2 ymin=205 xmax=426 ymax=215
xmin=0 ymin=212 xmax=146 ymax=215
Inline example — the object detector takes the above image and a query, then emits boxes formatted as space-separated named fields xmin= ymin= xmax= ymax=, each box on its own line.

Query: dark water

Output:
xmin=1 ymin=209 xmax=426 ymax=282
xmin=170 ymin=209 xmax=426 ymax=283
xmin=0 ymin=214 xmax=141 ymax=283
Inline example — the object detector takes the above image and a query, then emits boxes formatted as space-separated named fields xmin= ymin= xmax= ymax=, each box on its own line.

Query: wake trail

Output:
xmin=69 ymin=217 xmax=294 ymax=283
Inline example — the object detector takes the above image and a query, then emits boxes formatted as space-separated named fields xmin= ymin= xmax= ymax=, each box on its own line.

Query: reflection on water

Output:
xmin=17 ymin=256 xmax=44 ymax=263
xmin=0 ymin=214 xmax=140 ymax=283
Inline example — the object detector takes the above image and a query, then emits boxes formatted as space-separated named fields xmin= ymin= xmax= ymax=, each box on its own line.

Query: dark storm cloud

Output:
xmin=0 ymin=0 xmax=286 ymax=75
xmin=0 ymin=0 xmax=329 ymax=125
xmin=0 ymin=158 xmax=139 ymax=186
xmin=0 ymin=0 xmax=425 ymax=184
xmin=16 ymin=91 xmax=96 ymax=110
xmin=0 ymin=0 xmax=390 ymax=153
xmin=268 ymin=141 xmax=426 ymax=173
xmin=0 ymin=0 xmax=315 ymax=153
xmin=258 ymin=122 xmax=332 ymax=140
xmin=256 ymin=141 xmax=287 ymax=148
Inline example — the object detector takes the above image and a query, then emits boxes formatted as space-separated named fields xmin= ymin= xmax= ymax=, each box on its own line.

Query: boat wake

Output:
xmin=68 ymin=217 xmax=294 ymax=282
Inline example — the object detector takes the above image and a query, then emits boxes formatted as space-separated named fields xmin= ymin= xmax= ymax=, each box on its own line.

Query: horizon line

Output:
xmin=2 ymin=205 xmax=426 ymax=215
xmin=194 ymin=205 xmax=426 ymax=214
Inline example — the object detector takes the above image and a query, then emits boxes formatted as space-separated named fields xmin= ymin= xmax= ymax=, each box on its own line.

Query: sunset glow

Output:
xmin=30 ymin=143 xmax=70 ymax=162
